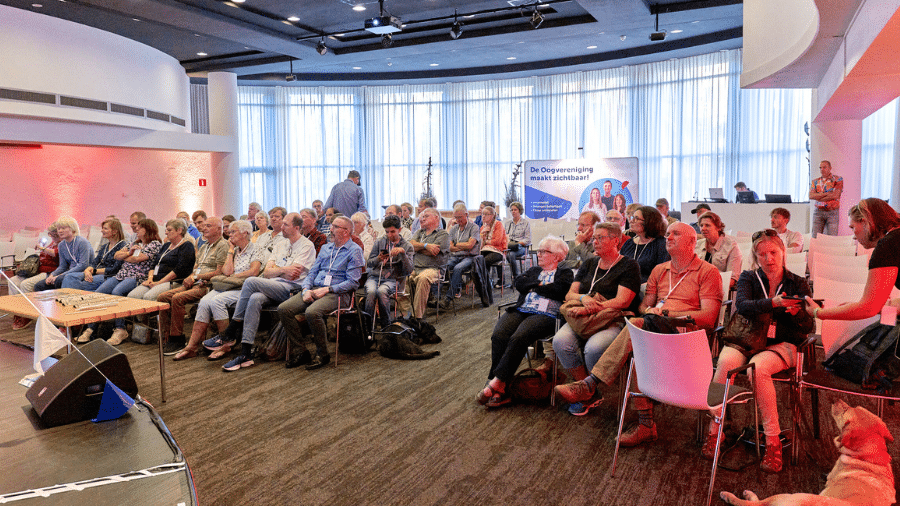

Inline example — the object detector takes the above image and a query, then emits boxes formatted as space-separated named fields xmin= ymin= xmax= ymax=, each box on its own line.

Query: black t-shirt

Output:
xmin=154 ymin=240 xmax=196 ymax=281
xmin=574 ymin=255 xmax=642 ymax=313
xmin=868 ymin=228 xmax=900 ymax=290
xmin=619 ymin=236 xmax=670 ymax=283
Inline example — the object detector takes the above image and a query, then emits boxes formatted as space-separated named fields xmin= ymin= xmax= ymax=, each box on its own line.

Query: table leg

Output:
xmin=158 ymin=312 xmax=166 ymax=402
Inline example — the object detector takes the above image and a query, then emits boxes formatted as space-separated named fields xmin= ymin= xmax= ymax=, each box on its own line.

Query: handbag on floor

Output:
xmin=509 ymin=366 xmax=567 ymax=403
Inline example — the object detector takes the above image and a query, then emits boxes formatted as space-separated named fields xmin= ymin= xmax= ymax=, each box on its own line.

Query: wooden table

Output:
xmin=0 ymin=289 xmax=172 ymax=401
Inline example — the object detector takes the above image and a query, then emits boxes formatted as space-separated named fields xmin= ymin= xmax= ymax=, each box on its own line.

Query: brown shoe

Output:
xmin=173 ymin=348 xmax=199 ymax=361
xmin=554 ymin=380 xmax=595 ymax=404
xmin=618 ymin=422 xmax=658 ymax=447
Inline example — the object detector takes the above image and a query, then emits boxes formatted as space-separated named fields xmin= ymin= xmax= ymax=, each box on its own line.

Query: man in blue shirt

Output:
xmin=734 ymin=182 xmax=759 ymax=203
xmin=278 ymin=215 xmax=365 ymax=370
xmin=324 ymin=170 xmax=367 ymax=218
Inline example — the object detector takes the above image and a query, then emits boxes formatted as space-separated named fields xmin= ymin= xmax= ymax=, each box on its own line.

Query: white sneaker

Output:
xmin=107 ymin=328 xmax=129 ymax=346
xmin=75 ymin=328 xmax=93 ymax=344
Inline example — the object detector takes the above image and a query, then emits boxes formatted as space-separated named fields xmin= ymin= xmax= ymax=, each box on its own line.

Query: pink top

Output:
xmin=480 ymin=220 xmax=508 ymax=254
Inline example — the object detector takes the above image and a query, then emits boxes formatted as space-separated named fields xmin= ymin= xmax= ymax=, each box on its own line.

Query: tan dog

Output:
xmin=721 ymin=399 xmax=895 ymax=506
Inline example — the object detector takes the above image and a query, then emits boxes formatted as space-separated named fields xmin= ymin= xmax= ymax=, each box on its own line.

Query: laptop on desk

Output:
xmin=708 ymin=188 xmax=728 ymax=203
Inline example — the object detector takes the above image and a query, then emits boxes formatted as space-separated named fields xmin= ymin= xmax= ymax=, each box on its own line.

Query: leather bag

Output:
xmin=560 ymin=295 xmax=624 ymax=337
xmin=509 ymin=366 xmax=567 ymax=403
xmin=209 ymin=275 xmax=245 ymax=292
xmin=722 ymin=312 xmax=770 ymax=357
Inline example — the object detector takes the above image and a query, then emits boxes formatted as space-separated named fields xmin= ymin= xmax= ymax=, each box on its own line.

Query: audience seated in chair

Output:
xmin=62 ymin=217 xmax=128 ymax=295
xmin=504 ymin=201 xmax=532 ymax=282
xmin=553 ymin=222 xmax=642 ymax=416
xmin=33 ymin=215 xmax=94 ymax=293
xmin=705 ymin=230 xmax=813 ymax=473
xmin=80 ymin=218 xmax=165 ymax=345
xmin=695 ymin=212 xmax=742 ymax=289
xmin=299 ymin=208 xmax=327 ymax=255
xmin=156 ymin=216 xmax=229 ymax=355
xmin=555 ymin=222 xmax=722 ymax=446
xmin=479 ymin=205 xmax=507 ymax=288
xmin=406 ymin=208 xmax=450 ymax=321
xmin=364 ymin=215 xmax=414 ymax=329
xmin=560 ymin=211 xmax=600 ymax=271
xmin=278 ymin=215 xmax=365 ymax=370
xmin=479 ymin=235 xmax=572 ymax=409
xmin=620 ymin=205 xmax=669 ymax=283
xmin=173 ymin=219 xmax=265 ymax=361
xmin=208 ymin=212 xmax=316 ymax=372
xmin=9 ymin=223 xmax=60 ymax=330
xmin=438 ymin=203 xmax=482 ymax=310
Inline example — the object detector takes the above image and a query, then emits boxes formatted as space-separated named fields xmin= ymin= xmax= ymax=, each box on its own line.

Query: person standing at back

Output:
xmin=809 ymin=160 xmax=843 ymax=237
xmin=325 ymin=170 xmax=367 ymax=218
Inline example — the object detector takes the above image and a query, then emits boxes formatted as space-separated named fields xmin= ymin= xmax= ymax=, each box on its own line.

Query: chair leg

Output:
xmin=811 ymin=388 xmax=820 ymax=439
xmin=334 ymin=308 xmax=340 ymax=367
xmin=611 ymin=359 xmax=636 ymax=477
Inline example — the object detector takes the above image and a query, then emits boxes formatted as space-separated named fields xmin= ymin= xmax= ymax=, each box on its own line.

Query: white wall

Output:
xmin=0 ymin=4 xmax=190 ymax=132
xmin=741 ymin=0 xmax=818 ymax=88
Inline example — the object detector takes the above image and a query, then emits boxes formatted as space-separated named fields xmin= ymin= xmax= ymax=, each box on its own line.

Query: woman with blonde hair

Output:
xmin=63 ymin=217 xmax=128 ymax=293
xmin=480 ymin=205 xmax=508 ymax=288
xmin=33 ymin=216 xmax=94 ymax=292
xmin=250 ymin=211 xmax=270 ymax=243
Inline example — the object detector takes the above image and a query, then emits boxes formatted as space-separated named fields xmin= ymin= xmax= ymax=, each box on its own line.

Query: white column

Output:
xmin=208 ymin=72 xmax=240 ymax=218
xmin=810 ymin=119 xmax=861 ymax=236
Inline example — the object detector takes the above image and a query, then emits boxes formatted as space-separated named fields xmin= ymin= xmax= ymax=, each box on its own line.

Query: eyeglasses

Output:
xmin=592 ymin=235 xmax=613 ymax=243
xmin=331 ymin=224 xmax=349 ymax=231
xmin=752 ymin=229 xmax=778 ymax=241
xmin=629 ymin=216 xmax=644 ymax=223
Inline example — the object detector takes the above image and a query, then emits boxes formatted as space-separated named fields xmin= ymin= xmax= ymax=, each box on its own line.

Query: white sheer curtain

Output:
xmin=861 ymin=97 xmax=898 ymax=201
xmin=237 ymin=49 xmax=818 ymax=214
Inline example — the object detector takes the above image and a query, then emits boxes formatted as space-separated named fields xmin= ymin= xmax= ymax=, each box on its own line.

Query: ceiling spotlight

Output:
xmin=650 ymin=12 xmax=666 ymax=41
xmin=530 ymin=8 xmax=544 ymax=29
xmin=285 ymin=59 xmax=295 ymax=82
xmin=316 ymin=39 xmax=328 ymax=55
xmin=449 ymin=9 xmax=462 ymax=40
xmin=381 ymin=33 xmax=393 ymax=48
xmin=620 ymin=35 xmax=626 ymax=41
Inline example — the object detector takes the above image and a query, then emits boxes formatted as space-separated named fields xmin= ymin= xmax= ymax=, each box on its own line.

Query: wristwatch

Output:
xmin=662 ymin=309 xmax=669 ymax=317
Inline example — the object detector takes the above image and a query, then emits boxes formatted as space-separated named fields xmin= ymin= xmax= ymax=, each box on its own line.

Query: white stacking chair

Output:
xmin=611 ymin=319 xmax=758 ymax=506
xmin=784 ymin=251 xmax=807 ymax=277
xmin=0 ymin=241 xmax=15 ymax=270
xmin=812 ymin=278 xmax=866 ymax=304
xmin=807 ymin=244 xmax=857 ymax=280
xmin=12 ymin=233 xmax=37 ymax=262
xmin=812 ymin=255 xmax=869 ymax=285
xmin=810 ymin=234 xmax=855 ymax=248
xmin=733 ymin=235 xmax=752 ymax=244
xmin=801 ymin=233 xmax=812 ymax=252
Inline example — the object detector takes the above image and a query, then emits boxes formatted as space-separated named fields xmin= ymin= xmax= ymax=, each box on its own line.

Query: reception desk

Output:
xmin=679 ymin=202 xmax=811 ymax=234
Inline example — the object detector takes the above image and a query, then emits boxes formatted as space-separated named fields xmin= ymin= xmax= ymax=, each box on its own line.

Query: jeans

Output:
xmin=490 ymin=310 xmax=556 ymax=383
xmin=61 ymin=272 xmax=107 ymax=291
xmin=195 ymin=290 xmax=240 ymax=324
xmin=94 ymin=277 xmax=140 ymax=329
xmin=506 ymin=247 xmax=527 ymax=279
xmin=812 ymin=208 xmax=839 ymax=237
xmin=552 ymin=321 xmax=624 ymax=371
xmin=128 ymin=282 xmax=177 ymax=301
xmin=446 ymin=255 xmax=475 ymax=299
xmin=232 ymin=277 xmax=296 ymax=345
xmin=364 ymin=276 xmax=398 ymax=327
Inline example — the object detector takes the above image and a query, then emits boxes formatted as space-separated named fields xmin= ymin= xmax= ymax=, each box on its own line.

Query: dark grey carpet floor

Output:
xmin=2 ymin=290 xmax=898 ymax=506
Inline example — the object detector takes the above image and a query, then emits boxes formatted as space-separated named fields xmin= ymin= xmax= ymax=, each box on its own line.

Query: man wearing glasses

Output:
xmin=278 ymin=215 xmax=365 ymax=370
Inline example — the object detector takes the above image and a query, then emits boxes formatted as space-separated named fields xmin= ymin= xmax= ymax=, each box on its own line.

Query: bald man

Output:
xmin=555 ymin=222 xmax=723 ymax=443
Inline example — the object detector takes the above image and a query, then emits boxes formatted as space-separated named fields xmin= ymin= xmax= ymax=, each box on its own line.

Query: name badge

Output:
xmin=132 ymin=248 xmax=141 ymax=257
xmin=195 ymin=268 xmax=202 ymax=276
xmin=537 ymin=298 xmax=549 ymax=313
xmin=767 ymin=323 xmax=777 ymax=339
xmin=655 ymin=299 xmax=665 ymax=308
xmin=154 ymin=266 xmax=160 ymax=276
xmin=324 ymin=274 xmax=333 ymax=286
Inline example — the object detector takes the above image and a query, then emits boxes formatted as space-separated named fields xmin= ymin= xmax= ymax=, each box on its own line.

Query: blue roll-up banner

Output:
xmin=523 ymin=158 xmax=639 ymax=220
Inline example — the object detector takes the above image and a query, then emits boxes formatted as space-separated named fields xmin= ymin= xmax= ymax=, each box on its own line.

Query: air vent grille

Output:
xmin=146 ymin=110 xmax=170 ymax=122
xmin=60 ymin=96 xmax=108 ymax=111
xmin=110 ymin=103 xmax=145 ymax=117
xmin=170 ymin=116 xmax=186 ymax=127
xmin=0 ymin=88 xmax=57 ymax=105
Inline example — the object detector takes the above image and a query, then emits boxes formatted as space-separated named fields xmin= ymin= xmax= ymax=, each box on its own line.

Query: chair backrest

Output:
xmin=733 ymin=235 xmax=752 ymax=244
xmin=820 ymin=302 xmax=881 ymax=359
xmin=785 ymin=251 xmax=807 ymax=277
xmin=810 ymin=234 xmax=855 ymax=248
xmin=626 ymin=319 xmax=713 ymax=410
xmin=734 ymin=230 xmax=751 ymax=238
xmin=801 ymin=233 xmax=812 ymax=252
xmin=813 ymin=255 xmax=869 ymax=285
xmin=808 ymin=245 xmax=858 ymax=279
xmin=812 ymin=278 xmax=866 ymax=303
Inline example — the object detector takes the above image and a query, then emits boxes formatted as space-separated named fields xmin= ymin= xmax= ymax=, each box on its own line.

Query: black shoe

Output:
xmin=285 ymin=351 xmax=312 ymax=369
xmin=437 ymin=298 xmax=452 ymax=310
xmin=163 ymin=337 xmax=186 ymax=356
xmin=305 ymin=354 xmax=331 ymax=370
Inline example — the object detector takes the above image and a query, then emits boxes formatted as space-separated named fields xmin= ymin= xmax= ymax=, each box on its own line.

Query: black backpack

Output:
xmin=16 ymin=254 xmax=40 ymax=279
xmin=823 ymin=322 xmax=900 ymax=393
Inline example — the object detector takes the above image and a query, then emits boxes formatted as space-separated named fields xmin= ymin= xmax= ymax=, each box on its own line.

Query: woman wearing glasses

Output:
xmin=553 ymin=222 xmax=641 ymax=416
xmin=705 ymin=230 xmax=813 ymax=473
xmin=619 ymin=205 xmax=669 ymax=283
xmin=696 ymin=211 xmax=742 ymax=289
xmin=478 ymin=235 xmax=572 ymax=409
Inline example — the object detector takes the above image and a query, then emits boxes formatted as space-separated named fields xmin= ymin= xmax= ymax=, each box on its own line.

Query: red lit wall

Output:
xmin=0 ymin=145 xmax=220 ymax=232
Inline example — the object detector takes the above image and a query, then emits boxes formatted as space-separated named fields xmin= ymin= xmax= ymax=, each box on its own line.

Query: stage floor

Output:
xmin=0 ymin=341 xmax=195 ymax=505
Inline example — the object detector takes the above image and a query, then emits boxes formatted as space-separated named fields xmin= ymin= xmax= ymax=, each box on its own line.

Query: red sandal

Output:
xmin=760 ymin=439 xmax=783 ymax=473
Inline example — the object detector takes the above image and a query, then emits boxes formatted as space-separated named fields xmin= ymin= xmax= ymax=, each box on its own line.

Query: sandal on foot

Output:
xmin=476 ymin=384 xmax=494 ymax=405
xmin=701 ymin=425 xmax=721 ymax=460
xmin=486 ymin=392 xmax=511 ymax=409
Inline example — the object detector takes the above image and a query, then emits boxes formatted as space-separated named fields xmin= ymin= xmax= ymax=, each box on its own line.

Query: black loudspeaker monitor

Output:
xmin=26 ymin=339 xmax=138 ymax=427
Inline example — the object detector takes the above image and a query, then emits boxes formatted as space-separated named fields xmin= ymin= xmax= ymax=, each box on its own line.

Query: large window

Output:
xmin=238 ymin=49 xmax=816 ymax=214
